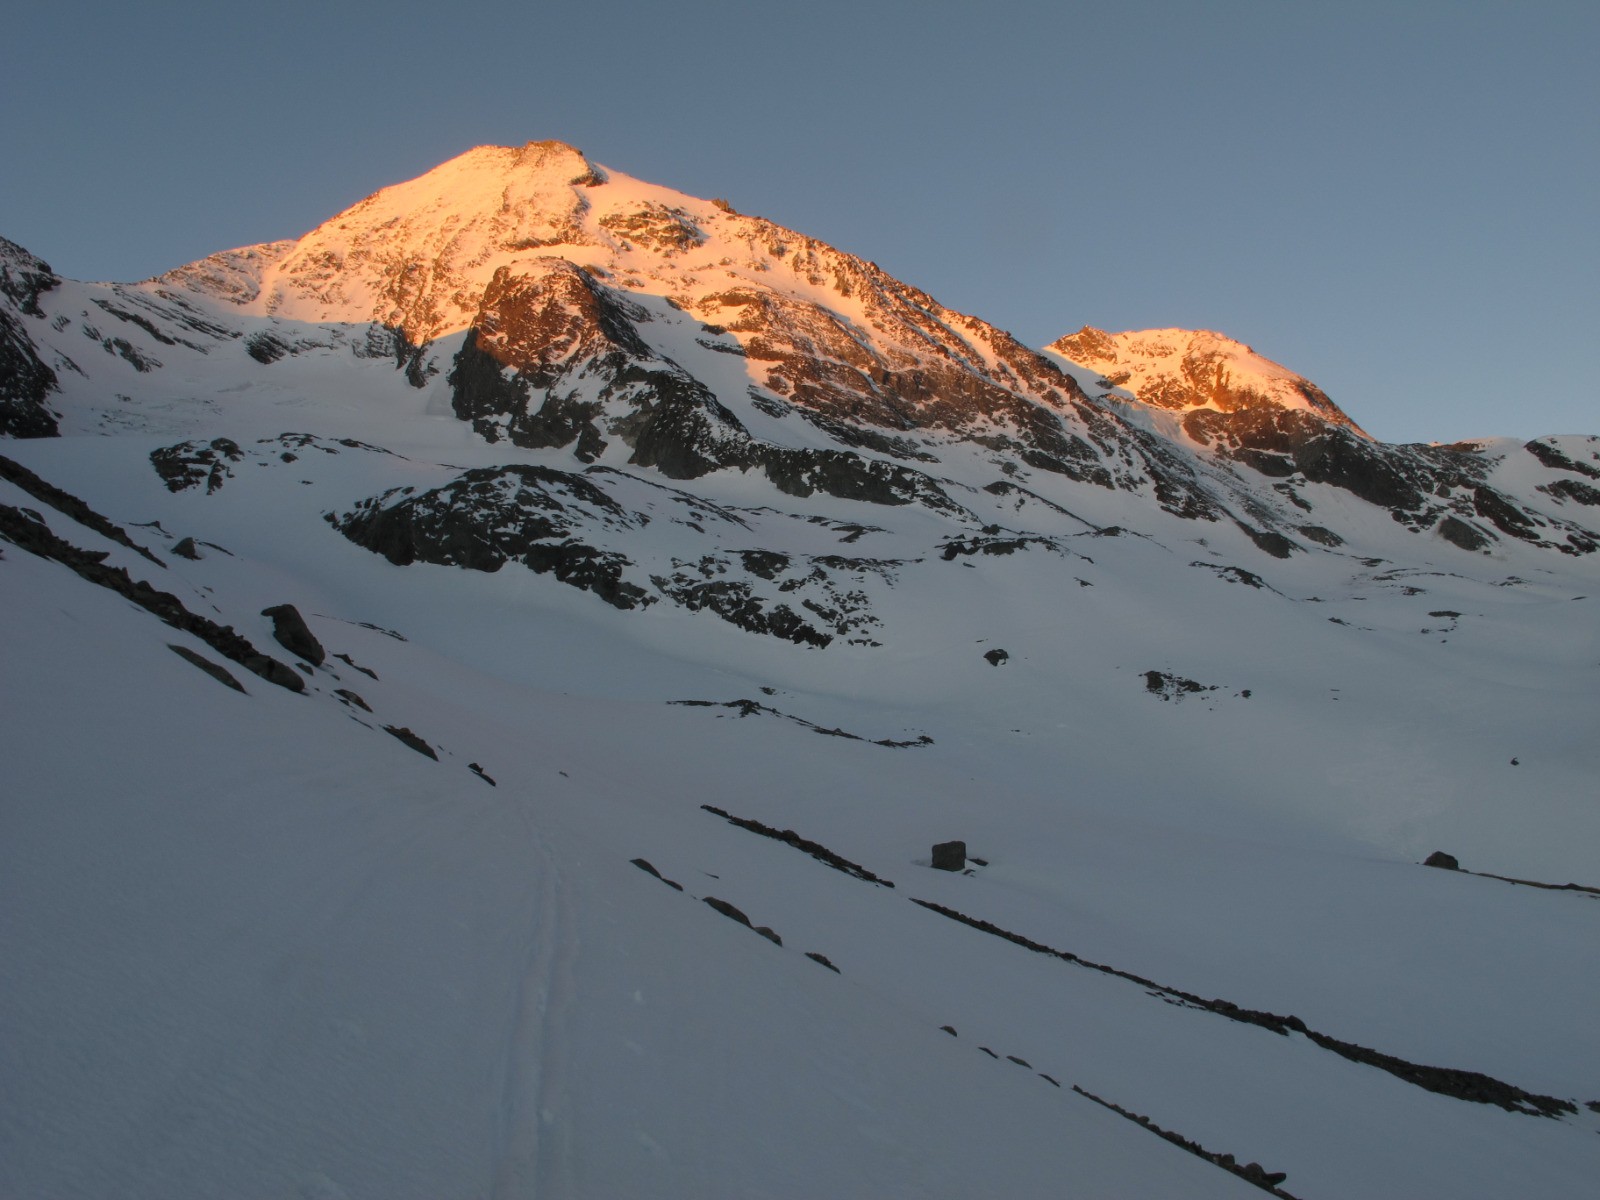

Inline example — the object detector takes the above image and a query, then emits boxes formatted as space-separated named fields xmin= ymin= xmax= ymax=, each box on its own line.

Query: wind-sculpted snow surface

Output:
xmin=4 ymin=143 xmax=1600 ymax=1198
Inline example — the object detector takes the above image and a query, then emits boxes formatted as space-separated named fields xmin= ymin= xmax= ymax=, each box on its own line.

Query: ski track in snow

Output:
xmin=495 ymin=795 xmax=584 ymax=1200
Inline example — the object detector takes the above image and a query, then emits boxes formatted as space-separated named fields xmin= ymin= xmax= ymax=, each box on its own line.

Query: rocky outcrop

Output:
xmin=382 ymin=725 xmax=437 ymax=760
xmin=0 ymin=240 xmax=63 ymax=437
xmin=261 ymin=604 xmax=326 ymax=666
xmin=331 ymin=464 xmax=652 ymax=608
xmin=703 ymin=896 xmax=782 ymax=945
xmin=0 ymin=454 xmax=162 ymax=563
xmin=331 ymin=462 xmax=922 ymax=643
xmin=0 ymin=308 xmax=60 ymax=438
xmin=913 ymin=897 xmax=1577 ymax=1119
xmin=0 ymin=500 xmax=303 ymax=693
xmin=151 ymin=438 xmax=244 ymax=493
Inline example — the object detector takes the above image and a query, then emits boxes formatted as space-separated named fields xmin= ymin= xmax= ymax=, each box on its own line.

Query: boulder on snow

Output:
xmin=931 ymin=840 xmax=967 ymax=872
xmin=261 ymin=603 xmax=325 ymax=666
xmin=1424 ymin=850 xmax=1460 ymax=870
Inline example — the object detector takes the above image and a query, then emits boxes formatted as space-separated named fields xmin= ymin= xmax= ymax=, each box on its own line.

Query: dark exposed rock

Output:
xmin=1144 ymin=670 xmax=1219 ymax=701
xmin=1540 ymin=478 xmax=1600 ymax=506
xmin=1189 ymin=562 xmax=1283 ymax=593
xmin=1296 ymin=524 xmax=1343 ymax=546
xmin=0 ymin=501 xmax=303 ymax=693
xmin=983 ymin=648 xmax=1009 ymax=666
xmin=333 ymin=652 xmax=378 ymax=679
xmin=1473 ymin=485 xmax=1540 ymax=540
xmin=382 ymin=725 xmax=437 ymax=760
xmin=168 ymin=644 xmax=246 ymax=693
xmin=245 ymin=331 xmax=290 ymax=363
xmin=0 ymin=307 xmax=60 ymax=437
xmin=447 ymin=255 xmax=996 ymax=521
xmin=1236 ymin=522 xmax=1298 ymax=559
xmin=701 ymin=803 xmax=896 ymax=886
xmin=0 ymin=237 xmax=59 ymax=316
xmin=703 ymin=896 xmax=753 ymax=926
xmin=97 ymin=335 xmax=160 ymax=372
xmin=151 ymin=438 xmax=244 ymax=493
xmin=0 ymin=454 xmax=162 ymax=563
xmin=448 ymin=259 xmax=658 ymax=453
xmin=332 ymin=464 xmax=653 ymax=609
xmin=651 ymin=572 xmax=832 ymax=646
xmin=805 ymin=952 xmax=840 ymax=973
xmin=793 ymin=407 xmax=939 ymax=461
xmin=942 ymin=535 xmax=1063 ymax=560
xmin=738 ymin=549 xmax=791 ymax=579
xmin=673 ymin=699 xmax=930 ymax=748
xmin=467 ymin=762 xmax=497 ymax=786
xmin=931 ymin=840 xmax=967 ymax=872
xmin=703 ymin=896 xmax=780 ymax=943
xmin=1436 ymin=515 xmax=1492 ymax=551
xmin=171 ymin=536 xmax=201 ymax=560
xmin=629 ymin=857 xmax=684 ymax=891
xmin=1424 ymin=851 xmax=1460 ymax=870
xmin=1451 ymin=864 xmax=1600 ymax=897
xmin=1525 ymin=438 xmax=1600 ymax=479
xmin=1071 ymin=1082 xmax=1303 ymax=1198
xmin=940 ymin=1025 xmax=958 ymax=1037
xmin=913 ymin=897 xmax=1576 ymax=1118
xmin=1184 ymin=406 xmax=1449 ymax=513
xmin=260 ymin=603 xmax=326 ymax=666
xmin=333 ymin=688 xmax=371 ymax=712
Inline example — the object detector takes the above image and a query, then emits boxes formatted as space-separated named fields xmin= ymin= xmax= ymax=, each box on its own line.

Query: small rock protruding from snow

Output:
xmin=931 ymin=840 xmax=967 ymax=872
xmin=1424 ymin=851 xmax=1461 ymax=870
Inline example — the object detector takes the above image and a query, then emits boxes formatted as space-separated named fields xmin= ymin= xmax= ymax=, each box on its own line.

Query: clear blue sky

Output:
xmin=3 ymin=1 xmax=1594 ymax=443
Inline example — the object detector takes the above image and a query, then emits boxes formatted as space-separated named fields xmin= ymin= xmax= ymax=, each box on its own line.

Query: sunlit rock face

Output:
xmin=158 ymin=141 xmax=604 ymax=342
xmin=1049 ymin=326 xmax=1363 ymax=429
xmin=1047 ymin=325 xmax=1598 ymax=555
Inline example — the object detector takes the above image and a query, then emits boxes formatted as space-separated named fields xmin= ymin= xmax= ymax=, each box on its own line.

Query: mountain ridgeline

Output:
xmin=3 ymin=141 xmax=1597 ymax=648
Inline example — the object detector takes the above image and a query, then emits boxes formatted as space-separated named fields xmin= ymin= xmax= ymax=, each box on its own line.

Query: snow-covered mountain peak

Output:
xmin=153 ymin=141 xmax=615 ymax=340
xmin=1049 ymin=325 xmax=1366 ymax=436
xmin=6 ymin=140 xmax=1600 ymax=1200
